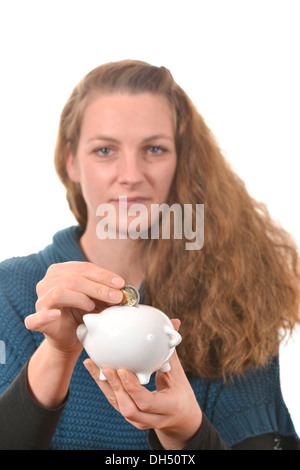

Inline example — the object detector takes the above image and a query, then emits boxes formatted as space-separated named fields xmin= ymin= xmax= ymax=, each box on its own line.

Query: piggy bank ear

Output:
xmin=164 ymin=326 xmax=182 ymax=348
xmin=77 ymin=323 xmax=87 ymax=343
xmin=82 ymin=314 xmax=98 ymax=331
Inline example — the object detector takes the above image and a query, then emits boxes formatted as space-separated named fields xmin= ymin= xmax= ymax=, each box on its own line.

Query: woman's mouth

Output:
xmin=111 ymin=196 xmax=150 ymax=208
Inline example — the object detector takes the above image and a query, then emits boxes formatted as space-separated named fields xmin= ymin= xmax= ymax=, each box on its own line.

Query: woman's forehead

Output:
xmin=80 ymin=93 xmax=176 ymax=140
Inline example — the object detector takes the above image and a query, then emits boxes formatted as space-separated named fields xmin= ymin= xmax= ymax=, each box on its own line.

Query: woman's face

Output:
xmin=66 ymin=93 xmax=177 ymax=236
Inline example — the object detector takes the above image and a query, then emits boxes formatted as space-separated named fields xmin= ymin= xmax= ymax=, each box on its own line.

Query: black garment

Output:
xmin=0 ymin=362 xmax=68 ymax=450
xmin=149 ymin=415 xmax=298 ymax=450
xmin=0 ymin=362 xmax=298 ymax=450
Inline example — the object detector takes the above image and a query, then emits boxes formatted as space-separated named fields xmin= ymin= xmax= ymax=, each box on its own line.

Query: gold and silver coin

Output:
xmin=121 ymin=285 xmax=140 ymax=307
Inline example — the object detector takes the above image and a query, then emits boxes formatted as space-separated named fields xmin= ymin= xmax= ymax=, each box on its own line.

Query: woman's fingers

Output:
xmin=83 ymin=360 xmax=121 ymax=412
xmin=24 ymin=309 xmax=61 ymax=331
xmin=36 ymin=269 xmax=125 ymax=311
xmin=171 ymin=318 xmax=181 ymax=331
xmin=36 ymin=287 xmax=97 ymax=312
xmin=83 ymin=359 xmax=178 ymax=426
xmin=83 ymin=319 xmax=183 ymax=414
xmin=35 ymin=283 xmax=123 ymax=313
xmin=82 ymin=318 xmax=202 ymax=443
xmin=44 ymin=261 xmax=125 ymax=288
xmin=116 ymin=368 xmax=177 ymax=416
xmin=83 ymin=361 xmax=144 ymax=420
xmin=101 ymin=368 xmax=163 ymax=429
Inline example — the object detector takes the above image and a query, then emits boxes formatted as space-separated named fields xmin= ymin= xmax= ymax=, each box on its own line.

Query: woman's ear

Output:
xmin=65 ymin=142 xmax=80 ymax=183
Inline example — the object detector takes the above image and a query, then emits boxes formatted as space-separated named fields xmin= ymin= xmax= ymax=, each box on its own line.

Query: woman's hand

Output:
xmin=83 ymin=320 xmax=203 ymax=450
xmin=24 ymin=261 xmax=125 ymax=358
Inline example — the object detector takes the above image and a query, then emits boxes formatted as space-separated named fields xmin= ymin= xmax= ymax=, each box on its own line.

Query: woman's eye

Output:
xmin=147 ymin=146 xmax=167 ymax=155
xmin=95 ymin=147 xmax=113 ymax=156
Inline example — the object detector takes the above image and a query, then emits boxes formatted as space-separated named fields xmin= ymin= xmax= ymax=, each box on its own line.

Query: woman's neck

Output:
xmin=79 ymin=222 xmax=146 ymax=289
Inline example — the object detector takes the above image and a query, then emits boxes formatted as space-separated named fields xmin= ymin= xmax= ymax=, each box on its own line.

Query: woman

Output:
xmin=0 ymin=60 xmax=299 ymax=450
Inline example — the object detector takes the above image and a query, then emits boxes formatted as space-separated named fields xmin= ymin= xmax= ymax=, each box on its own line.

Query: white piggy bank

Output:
xmin=77 ymin=304 xmax=182 ymax=384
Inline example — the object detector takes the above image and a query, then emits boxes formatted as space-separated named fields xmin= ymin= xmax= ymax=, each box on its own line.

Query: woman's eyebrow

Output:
xmin=87 ymin=134 xmax=174 ymax=143
xmin=142 ymin=134 xmax=174 ymax=143
xmin=87 ymin=135 xmax=120 ymax=143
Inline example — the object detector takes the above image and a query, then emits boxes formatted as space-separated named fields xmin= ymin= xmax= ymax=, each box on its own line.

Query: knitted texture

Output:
xmin=0 ymin=226 xmax=298 ymax=449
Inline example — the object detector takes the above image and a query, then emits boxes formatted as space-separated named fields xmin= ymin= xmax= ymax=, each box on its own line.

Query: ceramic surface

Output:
xmin=77 ymin=304 xmax=182 ymax=384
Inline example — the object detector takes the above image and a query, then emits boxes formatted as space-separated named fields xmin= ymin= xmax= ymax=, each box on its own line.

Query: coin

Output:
xmin=121 ymin=285 xmax=140 ymax=307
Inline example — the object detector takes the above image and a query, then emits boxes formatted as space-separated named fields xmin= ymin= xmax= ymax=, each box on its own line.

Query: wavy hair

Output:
xmin=54 ymin=60 xmax=300 ymax=379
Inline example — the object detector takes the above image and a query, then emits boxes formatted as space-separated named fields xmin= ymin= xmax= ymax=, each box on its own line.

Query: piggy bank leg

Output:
xmin=159 ymin=362 xmax=171 ymax=373
xmin=99 ymin=369 xmax=107 ymax=380
xmin=136 ymin=372 xmax=151 ymax=385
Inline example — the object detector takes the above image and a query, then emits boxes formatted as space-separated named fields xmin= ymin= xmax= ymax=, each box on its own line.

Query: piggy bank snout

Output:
xmin=164 ymin=325 xmax=182 ymax=348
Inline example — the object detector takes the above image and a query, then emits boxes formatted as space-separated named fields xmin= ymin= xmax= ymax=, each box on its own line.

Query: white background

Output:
xmin=0 ymin=0 xmax=299 ymax=436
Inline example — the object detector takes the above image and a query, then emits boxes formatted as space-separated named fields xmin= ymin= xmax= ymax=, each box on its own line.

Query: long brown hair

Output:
xmin=55 ymin=60 xmax=300 ymax=379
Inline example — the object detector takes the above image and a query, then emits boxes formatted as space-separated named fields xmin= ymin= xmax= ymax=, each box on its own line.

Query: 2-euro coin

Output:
xmin=121 ymin=285 xmax=140 ymax=307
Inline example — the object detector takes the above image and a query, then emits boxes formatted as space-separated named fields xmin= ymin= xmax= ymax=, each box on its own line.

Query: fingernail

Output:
xmin=111 ymin=277 xmax=125 ymax=287
xmin=118 ymin=370 xmax=127 ymax=382
xmin=109 ymin=290 xmax=123 ymax=302
xmin=88 ymin=300 xmax=96 ymax=311
xmin=103 ymin=371 xmax=113 ymax=382
xmin=48 ymin=309 xmax=61 ymax=319
xmin=83 ymin=361 xmax=93 ymax=374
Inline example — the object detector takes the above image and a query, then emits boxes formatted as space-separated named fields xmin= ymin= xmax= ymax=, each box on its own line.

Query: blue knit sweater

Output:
xmin=0 ymin=226 xmax=298 ymax=449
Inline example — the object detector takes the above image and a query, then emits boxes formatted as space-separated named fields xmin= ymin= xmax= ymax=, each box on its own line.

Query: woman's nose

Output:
xmin=117 ymin=154 xmax=143 ymax=185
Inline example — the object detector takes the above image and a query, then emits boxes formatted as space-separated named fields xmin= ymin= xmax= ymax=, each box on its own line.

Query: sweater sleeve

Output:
xmin=148 ymin=415 xmax=299 ymax=450
xmin=0 ymin=361 xmax=68 ymax=450
xmin=148 ymin=356 xmax=300 ymax=451
xmin=148 ymin=413 xmax=230 ymax=450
